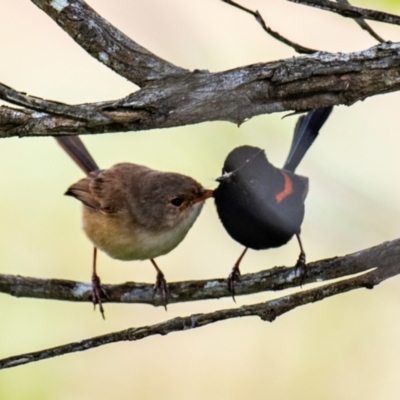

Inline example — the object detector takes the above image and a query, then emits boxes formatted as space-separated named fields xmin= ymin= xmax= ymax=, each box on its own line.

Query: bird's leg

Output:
xmin=294 ymin=234 xmax=306 ymax=286
xmin=228 ymin=247 xmax=248 ymax=301
xmin=90 ymin=247 xmax=109 ymax=319
xmin=151 ymin=259 xmax=169 ymax=310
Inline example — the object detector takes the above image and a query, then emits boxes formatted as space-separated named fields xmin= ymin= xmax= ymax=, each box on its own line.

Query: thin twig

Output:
xmin=337 ymin=0 xmax=384 ymax=43
xmin=220 ymin=0 xmax=318 ymax=54
xmin=287 ymin=0 xmax=400 ymax=27
xmin=1 ymin=259 xmax=399 ymax=370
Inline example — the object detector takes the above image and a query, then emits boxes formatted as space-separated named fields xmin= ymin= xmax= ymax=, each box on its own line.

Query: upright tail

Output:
xmin=283 ymin=106 xmax=333 ymax=173
xmin=55 ymin=136 xmax=99 ymax=175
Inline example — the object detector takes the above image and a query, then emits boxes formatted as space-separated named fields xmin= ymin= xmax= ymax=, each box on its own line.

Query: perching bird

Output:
xmin=213 ymin=107 xmax=333 ymax=297
xmin=56 ymin=136 xmax=213 ymax=317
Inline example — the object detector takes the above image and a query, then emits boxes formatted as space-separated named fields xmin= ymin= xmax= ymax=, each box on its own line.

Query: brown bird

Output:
xmin=56 ymin=136 xmax=213 ymax=318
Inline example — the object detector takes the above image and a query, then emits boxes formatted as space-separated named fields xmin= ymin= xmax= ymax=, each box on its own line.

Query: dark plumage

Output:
xmin=213 ymin=107 xmax=333 ymax=296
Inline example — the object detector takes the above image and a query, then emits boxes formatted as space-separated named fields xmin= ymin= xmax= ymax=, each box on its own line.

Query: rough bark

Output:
xmin=1 ymin=238 xmax=399 ymax=369
xmin=31 ymin=0 xmax=186 ymax=86
xmin=1 ymin=238 xmax=398 ymax=307
xmin=1 ymin=42 xmax=400 ymax=138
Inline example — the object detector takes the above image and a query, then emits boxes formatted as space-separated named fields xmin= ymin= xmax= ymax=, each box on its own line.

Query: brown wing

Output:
xmin=65 ymin=171 xmax=102 ymax=210
xmin=65 ymin=168 xmax=125 ymax=214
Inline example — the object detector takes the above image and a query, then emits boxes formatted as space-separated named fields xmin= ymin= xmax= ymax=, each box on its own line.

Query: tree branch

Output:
xmin=220 ymin=0 xmax=318 ymax=54
xmin=336 ymin=0 xmax=384 ymax=43
xmin=2 ymin=41 xmax=400 ymax=138
xmin=31 ymin=0 xmax=187 ymax=87
xmin=1 ymin=242 xmax=399 ymax=370
xmin=0 ymin=83 xmax=107 ymax=121
xmin=1 ymin=1 xmax=399 ymax=371
xmin=1 ymin=238 xmax=399 ymax=307
xmin=288 ymin=0 xmax=400 ymax=27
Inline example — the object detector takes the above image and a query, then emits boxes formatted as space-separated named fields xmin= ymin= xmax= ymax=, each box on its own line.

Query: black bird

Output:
xmin=213 ymin=107 xmax=333 ymax=297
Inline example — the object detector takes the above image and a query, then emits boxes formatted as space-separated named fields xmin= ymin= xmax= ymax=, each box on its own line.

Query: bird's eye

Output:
xmin=170 ymin=197 xmax=184 ymax=207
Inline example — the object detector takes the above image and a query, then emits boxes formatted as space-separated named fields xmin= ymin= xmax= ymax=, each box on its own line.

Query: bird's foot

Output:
xmin=294 ymin=252 xmax=306 ymax=287
xmin=91 ymin=273 xmax=109 ymax=320
xmin=227 ymin=264 xmax=241 ymax=302
xmin=153 ymin=270 xmax=169 ymax=310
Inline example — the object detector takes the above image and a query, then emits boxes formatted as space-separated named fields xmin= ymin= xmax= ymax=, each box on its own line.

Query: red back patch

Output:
xmin=275 ymin=171 xmax=293 ymax=203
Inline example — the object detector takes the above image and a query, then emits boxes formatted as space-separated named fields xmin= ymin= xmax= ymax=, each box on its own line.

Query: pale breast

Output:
xmin=81 ymin=203 xmax=203 ymax=261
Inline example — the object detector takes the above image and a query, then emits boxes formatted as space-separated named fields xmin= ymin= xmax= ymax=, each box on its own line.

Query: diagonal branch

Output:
xmin=31 ymin=0 xmax=187 ymax=87
xmin=1 ymin=252 xmax=399 ymax=370
xmin=2 ymin=42 xmax=400 ymax=138
xmin=1 ymin=238 xmax=399 ymax=307
xmin=336 ymin=0 xmax=384 ymax=43
xmin=220 ymin=0 xmax=318 ymax=54
xmin=287 ymin=0 xmax=400 ymax=27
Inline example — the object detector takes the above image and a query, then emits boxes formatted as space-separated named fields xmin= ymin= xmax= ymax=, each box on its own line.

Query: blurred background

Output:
xmin=1 ymin=0 xmax=400 ymax=399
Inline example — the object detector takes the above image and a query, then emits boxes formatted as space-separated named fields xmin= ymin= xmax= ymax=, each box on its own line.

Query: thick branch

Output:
xmin=288 ymin=0 xmax=400 ymax=26
xmin=1 ymin=238 xmax=399 ymax=307
xmin=1 ymin=42 xmax=400 ymax=138
xmin=31 ymin=0 xmax=187 ymax=86
xmin=1 ymin=250 xmax=399 ymax=370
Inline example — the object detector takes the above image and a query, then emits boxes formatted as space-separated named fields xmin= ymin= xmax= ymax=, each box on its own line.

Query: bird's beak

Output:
xmin=215 ymin=172 xmax=232 ymax=183
xmin=193 ymin=189 xmax=214 ymax=204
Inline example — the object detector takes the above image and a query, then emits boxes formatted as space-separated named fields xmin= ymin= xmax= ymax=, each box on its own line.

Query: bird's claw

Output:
xmin=227 ymin=265 xmax=241 ymax=302
xmin=91 ymin=273 xmax=109 ymax=320
xmin=294 ymin=252 xmax=306 ymax=287
xmin=153 ymin=270 xmax=169 ymax=310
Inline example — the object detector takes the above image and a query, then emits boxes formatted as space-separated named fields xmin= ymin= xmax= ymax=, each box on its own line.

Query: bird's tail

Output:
xmin=55 ymin=136 xmax=99 ymax=175
xmin=283 ymin=106 xmax=333 ymax=173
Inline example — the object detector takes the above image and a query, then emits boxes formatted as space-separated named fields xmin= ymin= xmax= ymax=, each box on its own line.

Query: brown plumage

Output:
xmin=56 ymin=136 xmax=213 ymax=318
